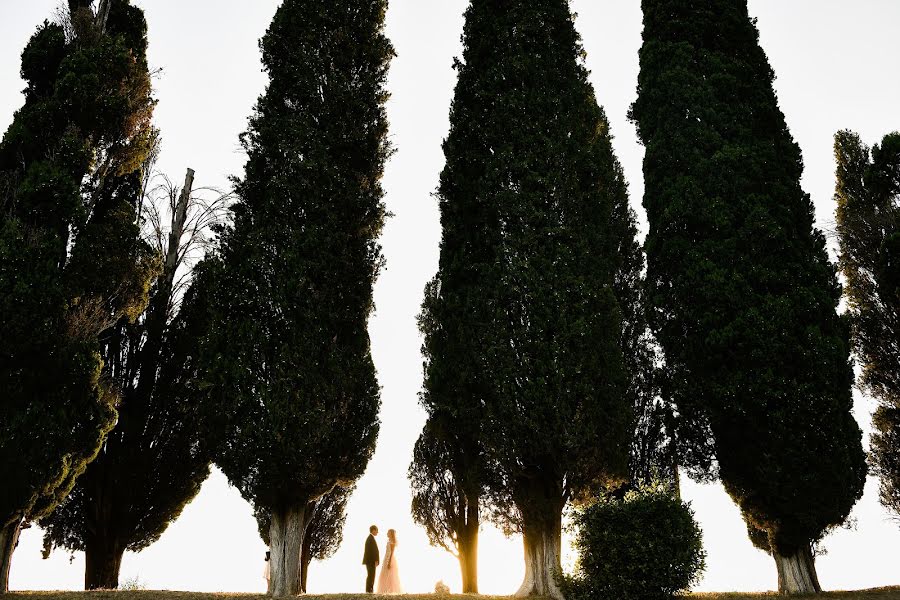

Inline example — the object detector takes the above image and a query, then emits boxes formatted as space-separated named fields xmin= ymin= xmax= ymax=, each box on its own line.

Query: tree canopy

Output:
xmin=835 ymin=130 xmax=900 ymax=520
xmin=197 ymin=0 xmax=393 ymax=594
xmin=0 ymin=0 xmax=157 ymax=590
xmin=630 ymin=0 xmax=867 ymax=592
xmin=429 ymin=1 xmax=635 ymax=596
xmin=40 ymin=171 xmax=227 ymax=589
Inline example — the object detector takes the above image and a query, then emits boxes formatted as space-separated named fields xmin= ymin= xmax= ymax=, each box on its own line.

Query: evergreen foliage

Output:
xmin=834 ymin=130 xmax=900 ymax=520
xmin=630 ymin=0 xmax=867 ymax=591
xmin=198 ymin=0 xmax=392 ymax=595
xmin=40 ymin=230 xmax=220 ymax=589
xmin=563 ymin=483 xmax=705 ymax=600
xmin=430 ymin=1 xmax=634 ymax=596
xmin=410 ymin=275 xmax=488 ymax=593
xmin=0 ymin=1 xmax=157 ymax=590
xmin=409 ymin=412 xmax=483 ymax=593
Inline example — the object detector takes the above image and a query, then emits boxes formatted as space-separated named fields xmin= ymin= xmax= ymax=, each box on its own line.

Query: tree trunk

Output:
xmin=269 ymin=504 xmax=307 ymax=596
xmin=515 ymin=513 xmax=564 ymax=600
xmin=95 ymin=0 xmax=112 ymax=33
xmin=299 ymin=553 xmax=310 ymax=594
xmin=0 ymin=520 xmax=23 ymax=593
xmin=774 ymin=544 xmax=821 ymax=594
xmin=458 ymin=533 xmax=478 ymax=594
xmin=85 ymin=539 xmax=124 ymax=590
xmin=133 ymin=168 xmax=194 ymax=405
xmin=458 ymin=501 xmax=479 ymax=594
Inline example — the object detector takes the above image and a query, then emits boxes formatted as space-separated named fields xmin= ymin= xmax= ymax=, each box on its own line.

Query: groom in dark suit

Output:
xmin=363 ymin=525 xmax=380 ymax=593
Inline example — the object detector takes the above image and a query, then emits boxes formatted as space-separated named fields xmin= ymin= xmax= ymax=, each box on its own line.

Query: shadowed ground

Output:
xmin=2 ymin=589 xmax=900 ymax=600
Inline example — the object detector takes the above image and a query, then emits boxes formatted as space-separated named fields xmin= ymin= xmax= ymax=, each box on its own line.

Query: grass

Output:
xmin=693 ymin=590 xmax=900 ymax=600
xmin=2 ymin=590 xmax=900 ymax=600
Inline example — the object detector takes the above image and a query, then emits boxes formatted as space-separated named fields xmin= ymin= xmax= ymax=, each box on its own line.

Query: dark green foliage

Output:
xmin=409 ymin=412 xmax=482 ymax=592
xmin=630 ymin=0 xmax=866 ymax=567
xmin=197 ymin=2 xmax=390 ymax=592
xmin=409 ymin=413 xmax=482 ymax=556
xmin=301 ymin=486 xmax=353 ymax=566
xmin=613 ymin=183 xmax=675 ymax=490
xmin=835 ymin=130 xmax=900 ymax=519
xmin=411 ymin=276 xmax=487 ymax=593
xmin=40 ymin=257 xmax=215 ymax=588
xmin=0 ymin=2 xmax=158 ymax=581
xmin=563 ymin=484 xmax=705 ymax=600
xmin=430 ymin=0 xmax=634 ymax=595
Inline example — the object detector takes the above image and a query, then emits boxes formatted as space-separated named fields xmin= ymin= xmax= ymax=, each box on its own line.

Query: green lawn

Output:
xmin=2 ymin=591 xmax=900 ymax=600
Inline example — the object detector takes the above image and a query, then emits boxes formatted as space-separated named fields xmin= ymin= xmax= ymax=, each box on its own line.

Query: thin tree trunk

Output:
xmin=269 ymin=504 xmax=307 ymax=597
xmin=0 ymin=520 xmax=23 ymax=593
xmin=84 ymin=541 xmax=124 ymax=590
xmin=515 ymin=513 xmax=564 ymax=600
xmin=774 ymin=544 xmax=821 ymax=594
xmin=458 ymin=501 xmax=479 ymax=594
xmin=299 ymin=553 xmax=310 ymax=594
xmin=458 ymin=534 xmax=478 ymax=594
xmin=133 ymin=168 xmax=194 ymax=405
xmin=95 ymin=0 xmax=112 ymax=33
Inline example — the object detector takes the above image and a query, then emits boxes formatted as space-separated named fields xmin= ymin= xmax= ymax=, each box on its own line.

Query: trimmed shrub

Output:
xmin=564 ymin=484 xmax=705 ymax=600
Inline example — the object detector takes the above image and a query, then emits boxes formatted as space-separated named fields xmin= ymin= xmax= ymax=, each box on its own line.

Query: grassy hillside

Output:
xmin=2 ymin=589 xmax=900 ymax=600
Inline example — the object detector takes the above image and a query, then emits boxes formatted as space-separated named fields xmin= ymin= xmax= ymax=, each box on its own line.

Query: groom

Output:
xmin=362 ymin=524 xmax=380 ymax=593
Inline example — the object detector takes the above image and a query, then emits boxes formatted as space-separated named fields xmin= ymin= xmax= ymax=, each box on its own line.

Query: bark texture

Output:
xmin=84 ymin=541 xmax=124 ymax=590
xmin=515 ymin=517 xmax=564 ymax=600
xmin=774 ymin=545 xmax=822 ymax=594
xmin=0 ymin=520 xmax=22 ymax=593
xmin=268 ymin=505 xmax=307 ymax=596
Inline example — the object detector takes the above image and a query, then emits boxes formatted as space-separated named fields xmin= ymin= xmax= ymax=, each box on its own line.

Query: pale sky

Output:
xmin=2 ymin=0 xmax=899 ymax=595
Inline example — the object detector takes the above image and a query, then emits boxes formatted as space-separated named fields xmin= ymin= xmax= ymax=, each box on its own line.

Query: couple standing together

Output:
xmin=363 ymin=525 xmax=403 ymax=594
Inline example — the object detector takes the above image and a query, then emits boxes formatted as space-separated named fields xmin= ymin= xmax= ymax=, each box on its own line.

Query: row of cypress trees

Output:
xmin=409 ymin=0 xmax=891 ymax=597
xmin=0 ymin=0 xmax=389 ymax=593
xmin=0 ymin=0 xmax=895 ymax=597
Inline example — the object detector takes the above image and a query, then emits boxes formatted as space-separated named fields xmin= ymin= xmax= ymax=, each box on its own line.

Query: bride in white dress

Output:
xmin=376 ymin=529 xmax=404 ymax=594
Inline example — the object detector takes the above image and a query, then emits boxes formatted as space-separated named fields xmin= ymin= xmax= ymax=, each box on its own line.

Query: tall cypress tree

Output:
xmin=834 ymin=130 xmax=900 ymax=520
xmin=431 ymin=2 xmax=634 ymax=597
xmin=410 ymin=277 xmax=488 ymax=594
xmin=630 ymin=1 xmax=867 ymax=592
xmin=40 ymin=170 xmax=228 ymax=589
xmin=199 ymin=1 xmax=392 ymax=595
xmin=0 ymin=1 xmax=157 ymax=591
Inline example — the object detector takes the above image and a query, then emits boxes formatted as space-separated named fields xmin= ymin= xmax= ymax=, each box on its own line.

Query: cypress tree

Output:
xmin=409 ymin=413 xmax=483 ymax=593
xmin=410 ymin=275 xmax=488 ymax=594
xmin=613 ymin=181 xmax=676 ymax=491
xmin=432 ymin=2 xmax=634 ymax=596
xmin=834 ymin=130 xmax=900 ymax=519
xmin=0 ymin=1 xmax=157 ymax=590
xmin=40 ymin=170 xmax=228 ymax=589
xmin=630 ymin=1 xmax=867 ymax=592
xmin=199 ymin=0 xmax=391 ymax=595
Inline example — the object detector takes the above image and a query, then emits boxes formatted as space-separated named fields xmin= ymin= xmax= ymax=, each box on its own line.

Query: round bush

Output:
xmin=564 ymin=484 xmax=706 ymax=600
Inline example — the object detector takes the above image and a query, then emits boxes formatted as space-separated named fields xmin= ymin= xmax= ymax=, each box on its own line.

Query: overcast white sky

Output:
xmin=2 ymin=0 xmax=899 ymax=595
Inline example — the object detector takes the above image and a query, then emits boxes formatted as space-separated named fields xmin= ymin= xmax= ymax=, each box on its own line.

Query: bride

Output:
xmin=376 ymin=529 xmax=404 ymax=594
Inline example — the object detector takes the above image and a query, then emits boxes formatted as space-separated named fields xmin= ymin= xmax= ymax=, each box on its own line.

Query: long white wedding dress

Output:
xmin=376 ymin=541 xmax=404 ymax=594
